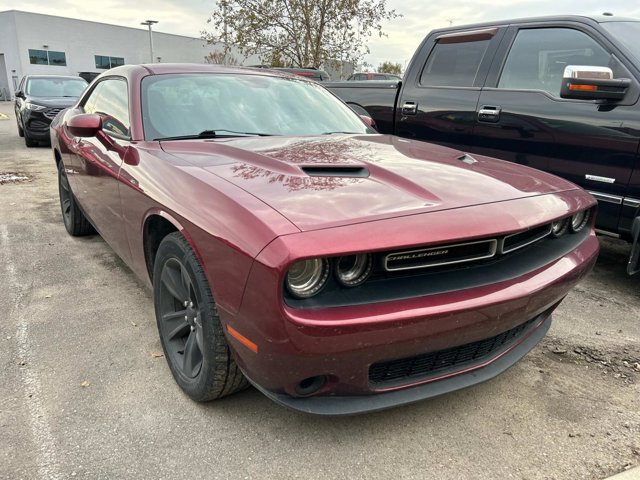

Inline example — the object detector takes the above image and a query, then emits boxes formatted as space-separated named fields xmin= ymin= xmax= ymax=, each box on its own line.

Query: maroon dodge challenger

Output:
xmin=50 ymin=64 xmax=598 ymax=415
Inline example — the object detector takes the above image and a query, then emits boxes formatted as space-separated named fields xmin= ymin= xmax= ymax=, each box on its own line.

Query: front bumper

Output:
xmin=23 ymin=111 xmax=54 ymax=140
xmin=247 ymin=310 xmax=551 ymax=415
xmin=216 ymin=192 xmax=599 ymax=414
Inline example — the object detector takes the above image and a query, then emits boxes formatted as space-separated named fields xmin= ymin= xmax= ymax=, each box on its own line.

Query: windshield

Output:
xmin=25 ymin=77 xmax=87 ymax=97
xmin=601 ymin=21 xmax=640 ymax=63
xmin=141 ymin=73 xmax=372 ymax=140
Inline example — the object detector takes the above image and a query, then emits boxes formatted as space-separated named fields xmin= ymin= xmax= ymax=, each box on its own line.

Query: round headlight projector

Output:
xmin=551 ymin=218 xmax=569 ymax=237
xmin=286 ymin=258 xmax=329 ymax=298
xmin=570 ymin=209 xmax=591 ymax=232
xmin=335 ymin=253 xmax=373 ymax=287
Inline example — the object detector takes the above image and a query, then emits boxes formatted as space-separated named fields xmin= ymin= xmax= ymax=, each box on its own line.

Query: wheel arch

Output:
xmin=142 ymin=210 xmax=205 ymax=283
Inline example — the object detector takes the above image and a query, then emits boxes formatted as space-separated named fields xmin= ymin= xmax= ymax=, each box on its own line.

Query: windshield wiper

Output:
xmin=322 ymin=131 xmax=362 ymax=135
xmin=155 ymin=129 xmax=274 ymax=141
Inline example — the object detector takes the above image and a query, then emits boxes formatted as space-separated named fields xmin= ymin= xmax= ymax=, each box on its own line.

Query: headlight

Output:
xmin=286 ymin=258 xmax=329 ymax=298
xmin=551 ymin=218 xmax=569 ymax=237
xmin=570 ymin=209 xmax=591 ymax=232
xmin=335 ymin=254 xmax=373 ymax=287
xmin=25 ymin=102 xmax=47 ymax=111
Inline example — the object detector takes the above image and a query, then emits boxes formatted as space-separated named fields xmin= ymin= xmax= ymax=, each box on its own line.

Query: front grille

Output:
xmin=29 ymin=120 xmax=49 ymax=130
xmin=43 ymin=108 xmax=63 ymax=120
xmin=384 ymin=239 xmax=497 ymax=271
xmin=502 ymin=224 xmax=552 ymax=254
xmin=369 ymin=316 xmax=538 ymax=386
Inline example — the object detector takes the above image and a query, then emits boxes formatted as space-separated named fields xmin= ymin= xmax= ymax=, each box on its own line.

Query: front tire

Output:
xmin=57 ymin=161 xmax=95 ymax=236
xmin=24 ymin=129 xmax=37 ymax=147
xmin=153 ymin=232 xmax=248 ymax=402
xmin=17 ymin=117 xmax=24 ymax=137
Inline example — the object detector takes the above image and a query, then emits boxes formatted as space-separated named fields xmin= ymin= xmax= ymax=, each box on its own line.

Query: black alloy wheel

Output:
xmin=153 ymin=232 xmax=248 ymax=401
xmin=57 ymin=161 xmax=95 ymax=236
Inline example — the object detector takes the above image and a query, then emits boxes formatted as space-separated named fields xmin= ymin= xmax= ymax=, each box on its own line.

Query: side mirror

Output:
xmin=560 ymin=66 xmax=630 ymax=101
xmin=360 ymin=114 xmax=377 ymax=131
xmin=15 ymin=90 xmax=25 ymax=99
xmin=67 ymin=113 xmax=102 ymax=138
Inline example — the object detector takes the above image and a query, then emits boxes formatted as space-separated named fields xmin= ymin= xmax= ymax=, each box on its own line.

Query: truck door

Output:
xmin=395 ymin=27 xmax=505 ymax=151
xmin=473 ymin=23 xmax=640 ymax=233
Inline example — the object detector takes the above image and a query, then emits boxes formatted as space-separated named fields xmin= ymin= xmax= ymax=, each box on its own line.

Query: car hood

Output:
xmin=25 ymin=96 xmax=78 ymax=108
xmin=161 ymin=134 xmax=579 ymax=231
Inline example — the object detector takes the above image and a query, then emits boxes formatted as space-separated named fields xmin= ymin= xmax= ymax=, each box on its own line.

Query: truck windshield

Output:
xmin=141 ymin=73 xmax=372 ymax=140
xmin=601 ymin=21 xmax=640 ymax=64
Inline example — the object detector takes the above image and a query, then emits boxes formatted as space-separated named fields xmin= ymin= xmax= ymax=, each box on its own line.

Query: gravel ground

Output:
xmin=1 ymin=101 xmax=639 ymax=480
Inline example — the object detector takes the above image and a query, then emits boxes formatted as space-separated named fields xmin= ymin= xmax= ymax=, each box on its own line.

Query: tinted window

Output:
xmin=84 ymin=79 xmax=130 ymax=137
xmin=95 ymin=55 xmax=125 ymax=69
xmin=601 ymin=21 xmax=640 ymax=64
xmin=28 ymin=49 xmax=48 ymax=65
xmin=28 ymin=49 xmax=66 ymax=66
xmin=420 ymin=39 xmax=490 ymax=87
xmin=141 ymin=73 xmax=371 ymax=139
xmin=498 ymin=28 xmax=610 ymax=96
xmin=48 ymin=51 xmax=67 ymax=66
xmin=25 ymin=77 xmax=87 ymax=97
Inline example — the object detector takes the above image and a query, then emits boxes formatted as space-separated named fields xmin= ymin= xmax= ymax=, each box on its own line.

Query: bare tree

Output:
xmin=203 ymin=0 xmax=399 ymax=68
xmin=204 ymin=51 xmax=239 ymax=65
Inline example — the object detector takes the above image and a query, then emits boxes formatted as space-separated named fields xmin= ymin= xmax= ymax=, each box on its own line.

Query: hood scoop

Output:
xmin=301 ymin=165 xmax=369 ymax=178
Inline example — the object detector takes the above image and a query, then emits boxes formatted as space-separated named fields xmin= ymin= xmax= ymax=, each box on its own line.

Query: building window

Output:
xmin=28 ymin=49 xmax=67 ymax=66
xmin=95 ymin=55 xmax=125 ymax=69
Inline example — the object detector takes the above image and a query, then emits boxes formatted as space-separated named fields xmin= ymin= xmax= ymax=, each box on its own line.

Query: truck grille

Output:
xmin=369 ymin=316 xmax=538 ymax=386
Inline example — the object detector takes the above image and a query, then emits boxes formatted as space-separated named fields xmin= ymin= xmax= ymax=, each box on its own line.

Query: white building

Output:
xmin=0 ymin=10 xmax=258 ymax=100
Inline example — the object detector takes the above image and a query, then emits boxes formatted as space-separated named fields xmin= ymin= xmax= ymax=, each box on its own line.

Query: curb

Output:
xmin=604 ymin=466 xmax=640 ymax=479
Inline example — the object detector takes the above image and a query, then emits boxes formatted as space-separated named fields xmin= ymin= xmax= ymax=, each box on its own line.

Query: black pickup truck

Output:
xmin=327 ymin=15 xmax=640 ymax=274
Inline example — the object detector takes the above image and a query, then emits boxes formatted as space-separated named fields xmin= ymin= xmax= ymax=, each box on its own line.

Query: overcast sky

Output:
xmin=1 ymin=0 xmax=639 ymax=68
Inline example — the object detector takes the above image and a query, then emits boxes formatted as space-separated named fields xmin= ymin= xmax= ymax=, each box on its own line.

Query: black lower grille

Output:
xmin=369 ymin=317 xmax=538 ymax=386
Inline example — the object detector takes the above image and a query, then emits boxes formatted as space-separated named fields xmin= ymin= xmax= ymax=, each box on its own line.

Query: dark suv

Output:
xmin=15 ymin=75 xmax=88 ymax=147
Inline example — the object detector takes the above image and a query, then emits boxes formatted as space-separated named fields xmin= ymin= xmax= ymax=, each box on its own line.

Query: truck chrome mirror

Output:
xmin=560 ymin=65 xmax=630 ymax=101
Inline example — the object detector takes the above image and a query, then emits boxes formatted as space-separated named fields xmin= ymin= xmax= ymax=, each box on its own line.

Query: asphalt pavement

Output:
xmin=1 ymin=101 xmax=639 ymax=480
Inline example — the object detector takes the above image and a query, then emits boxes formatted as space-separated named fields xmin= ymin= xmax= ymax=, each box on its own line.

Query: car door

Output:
xmin=395 ymin=27 xmax=505 ymax=150
xmin=473 ymin=22 xmax=640 ymax=233
xmin=67 ymin=77 xmax=133 ymax=263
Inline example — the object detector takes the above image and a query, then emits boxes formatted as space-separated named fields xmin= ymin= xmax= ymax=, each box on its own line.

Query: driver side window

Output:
xmin=83 ymin=78 xmax=130 ymax=138
xmin=498 ymin=28 xmax=611 ymax=96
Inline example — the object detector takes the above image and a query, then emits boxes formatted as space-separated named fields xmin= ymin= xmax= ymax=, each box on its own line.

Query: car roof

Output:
xmin=101 ymin=63 xmax=318 ymax=84
xmin=25 ymin=75 xmax=87 ymax=80
xmin=429 ymin=14 xmax=640 ymax=34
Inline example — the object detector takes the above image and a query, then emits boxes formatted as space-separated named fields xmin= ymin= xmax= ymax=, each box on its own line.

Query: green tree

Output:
xmin=378 ymin=60 xmax=401 ymax=74
xmin=203 ymin=0 xmax=399 ymax=68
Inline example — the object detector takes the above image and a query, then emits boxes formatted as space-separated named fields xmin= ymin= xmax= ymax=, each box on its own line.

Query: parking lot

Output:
xmin=0 ymin=100 xmax=639 ymax=480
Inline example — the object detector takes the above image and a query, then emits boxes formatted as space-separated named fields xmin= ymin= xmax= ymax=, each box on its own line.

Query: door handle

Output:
xmin=478 ymin=105 xmax=501 ymax=123
xmin=402 ymin=101 xmax=418 ymax=115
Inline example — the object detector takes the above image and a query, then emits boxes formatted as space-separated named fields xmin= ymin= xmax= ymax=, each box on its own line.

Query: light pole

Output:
xmin=140 ymin=20 xmax=158 ymax=63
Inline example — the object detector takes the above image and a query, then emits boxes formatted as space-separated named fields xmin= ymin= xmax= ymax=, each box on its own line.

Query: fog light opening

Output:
xmin=295 ymin=375 xmax=326 ymax=396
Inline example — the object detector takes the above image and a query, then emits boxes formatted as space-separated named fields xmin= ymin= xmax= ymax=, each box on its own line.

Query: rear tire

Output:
xmin=57 ymin=161 xmax=95 ymax=236
xmin=153 ymin=232 xmax=248 ymax=402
